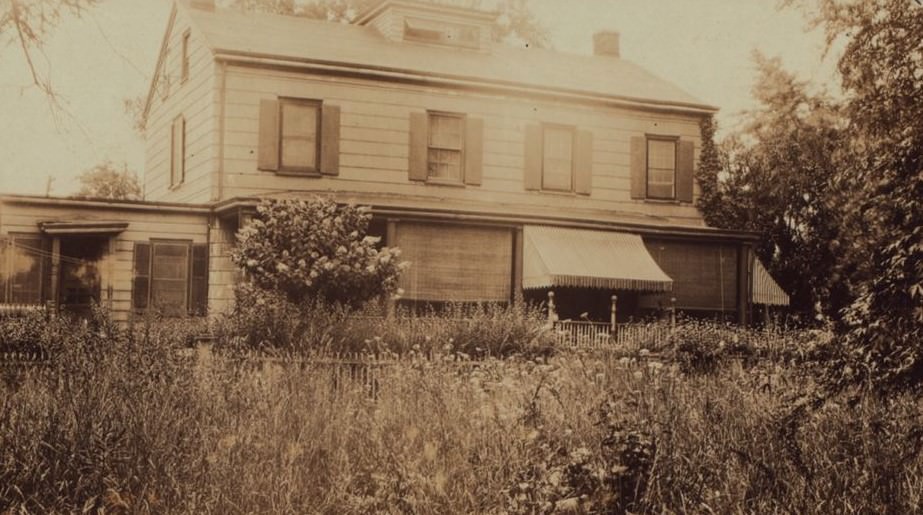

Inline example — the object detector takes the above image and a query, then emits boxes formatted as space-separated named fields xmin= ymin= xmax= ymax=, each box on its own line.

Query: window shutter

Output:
xmin=189 ymin=243 xmax=209 ymax=316
xmin=630 ymin=136 xmax=647 ymax=199
xmin=133 ymin=242 xmax=151 ymax=311
xmin=409 ymin=112 xmax=428 ymax=181
xmin=171 ymin=116 xmax=185 ymax=186
xmin=524 ymin=124 xmax=542 ymax=190
xmin=574 ymin=129 xmax=594 ymax=195
xmin=258 ymin=99 xmax=280 ymax=171
xmin=464 ymin=117 xmax=483 ymax=186
xmin=676 ymin=140 xmax=695 ymax=203
xmin=320 ymin=104 xmax=340 ymax=176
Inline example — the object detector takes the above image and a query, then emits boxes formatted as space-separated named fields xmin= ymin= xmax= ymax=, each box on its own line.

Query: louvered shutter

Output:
xmin=574 ymin=129 xmax=593 ymax=195
xmin=258 ymin=99 xmax=280 ymax=171
xmin=189 ymin=243 xmax=208 ymax=316
xmin=676 ymin=140 xmax=695 ymax=203
xmin=630 ymin=136 xmax=647 ymax=199
xmin=409 ymin=112 xmax=428 ymax=181
xmin=320 ymin=104 xmax=340 ymax=176
xmin=464 ymin=117 xmax=483 ymax=186
xmin=133 ymin=242 xmax=151 ymax=311
xmin=523 ymin=124 xmax=542 ymax=190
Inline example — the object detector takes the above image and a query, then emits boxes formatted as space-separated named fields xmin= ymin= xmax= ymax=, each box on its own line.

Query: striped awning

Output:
xmin=523 ymin=226 xmax=673 ymax=292
xmin=752 ymin=258 xmax=790 ymax=306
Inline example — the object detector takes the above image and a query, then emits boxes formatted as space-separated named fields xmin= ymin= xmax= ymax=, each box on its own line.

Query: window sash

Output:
xmin=647 ymin=139 xmax=676 ymax=199
xmin=150 ymin=241 xmax=190 ymax=315
xmin=8 ymin=237 xmax=43 ymax=305
xmin=542 ymin=126 xmax=574 ymax=191
xmin=427 ymin=113 xmax=465 ymax=181
xmin=279 ymin=101 xmax=320 ymax=172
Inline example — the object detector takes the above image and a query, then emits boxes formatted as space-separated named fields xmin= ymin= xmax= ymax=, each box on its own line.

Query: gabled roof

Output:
xmin=181 ymin=3 xmax=717 ymax=114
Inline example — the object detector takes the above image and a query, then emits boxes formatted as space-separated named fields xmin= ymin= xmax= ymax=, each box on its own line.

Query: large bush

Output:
xmin=232 ymin=197 xmax=404 ymax=307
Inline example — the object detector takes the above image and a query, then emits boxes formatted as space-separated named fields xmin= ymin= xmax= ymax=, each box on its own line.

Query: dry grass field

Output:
xmin=1 ymin=309 xmax=921 ymax=513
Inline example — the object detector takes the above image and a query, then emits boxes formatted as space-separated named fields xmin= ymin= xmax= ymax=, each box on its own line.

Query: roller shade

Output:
xmin=396 ymin=223 xmax=512 ymax=302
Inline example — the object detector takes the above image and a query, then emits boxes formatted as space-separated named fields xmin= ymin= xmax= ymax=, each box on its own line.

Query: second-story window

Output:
xmin=170 ymin=115 xmax=185 ymax=188
xmin=646 ymin=138 xmax=676 ymax=199
xmin=427 ymin=112 xmax=465 ymax=182
xmin=181 ymin=30 xmax=191 ymax=84
xmin=280 ymin=99 xmax=321 ymax=173
xmin=542 ymin=125 xmax=574 ymax=191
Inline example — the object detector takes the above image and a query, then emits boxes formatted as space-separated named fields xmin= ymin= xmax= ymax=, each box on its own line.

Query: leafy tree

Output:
xmin=799 ymin=0 xmax=923 ymax=393
xmin=74 ymin=161 xmax=143 ymax=200
xmin=697 ymin=52 xmax=845 ymax=317
xmin=223 ymin=0 xmax=550 ymax=48
xmin=231 ymin=198 xmax=405 ymax=307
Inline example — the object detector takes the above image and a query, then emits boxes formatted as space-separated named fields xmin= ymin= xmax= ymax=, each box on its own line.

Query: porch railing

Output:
xmin=553 ymin=320 xmax=671 ymax=349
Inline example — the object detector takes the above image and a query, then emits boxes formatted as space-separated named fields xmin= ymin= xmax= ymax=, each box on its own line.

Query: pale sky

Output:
xmin=0 ymin=0 xmax=838 ymax=196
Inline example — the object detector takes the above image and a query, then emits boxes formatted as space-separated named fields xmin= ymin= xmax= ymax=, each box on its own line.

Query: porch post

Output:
xmin=49 ymin=237 xmax=60 ymax=312
xmin=547 ymin=290 xmax=556 ymax=324
xmin=610 ymin=294 xmax=617 ymax=333
xmin=386 ymin=219 xmax=398 ymax=319
xmin=670 ymin=297 xmax=677 ymax=331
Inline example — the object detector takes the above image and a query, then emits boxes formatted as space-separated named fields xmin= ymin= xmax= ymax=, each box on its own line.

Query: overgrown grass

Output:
xmin=1 ymin=312 xmax=921 ymax=513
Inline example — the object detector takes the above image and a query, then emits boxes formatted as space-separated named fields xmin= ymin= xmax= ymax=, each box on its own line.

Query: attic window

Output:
xmin=404 ymin=17 xmax=479 ymax=49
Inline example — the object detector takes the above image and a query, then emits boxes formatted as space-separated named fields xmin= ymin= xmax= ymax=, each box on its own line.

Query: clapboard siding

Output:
xmin=219 ymin=66 xmax=706 ymax=226
xmin=144 ymin=6 xmax=217 ymax=204
xmin=0 ymin=200 xmax=209 ymax=323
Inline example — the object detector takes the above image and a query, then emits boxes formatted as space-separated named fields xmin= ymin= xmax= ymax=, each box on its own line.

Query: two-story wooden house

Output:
xmin=0 ymin=0 xmax=789 ymax=324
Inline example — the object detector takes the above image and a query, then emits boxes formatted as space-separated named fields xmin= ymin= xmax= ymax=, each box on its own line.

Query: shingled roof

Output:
xmin=181 ymin=3 xmax=717 ymax=114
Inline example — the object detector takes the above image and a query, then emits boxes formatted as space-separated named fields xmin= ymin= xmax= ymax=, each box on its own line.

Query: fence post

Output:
xmin=547 ymin=290 xmax=557 ymax=325
xmin=610 ymin=294 xmax=617 ymax=335
xmin=670 ymin=297 xmax=677 ymax=331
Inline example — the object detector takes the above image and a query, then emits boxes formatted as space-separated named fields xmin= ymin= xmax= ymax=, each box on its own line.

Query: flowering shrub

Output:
xmin=232 ymin=198 xmax=404 ymax=307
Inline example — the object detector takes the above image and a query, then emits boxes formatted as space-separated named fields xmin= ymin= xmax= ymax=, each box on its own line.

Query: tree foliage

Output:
xmin=231 ymin=198 xmax=405 ymax=307
xmin=223 ymin=0 xmax=550 ymax=48
xmin=74 ymin=161 xmax=142 ymax=200
xmin=804 ymin=0 xmax=923 ymax=394
xmin=698 ymin=53 xmax=844 ymax=316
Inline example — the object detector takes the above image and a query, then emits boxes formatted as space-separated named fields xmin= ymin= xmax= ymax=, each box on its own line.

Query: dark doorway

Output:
xmin=59 ymin=236 xmax=108 ymax=317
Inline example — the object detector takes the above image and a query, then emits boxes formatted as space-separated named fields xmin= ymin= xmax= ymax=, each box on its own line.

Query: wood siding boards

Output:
xmin=216 ymin=67 xmax=707 ymax=227
xmin=0 ymin=200 xmax=209 ymax=323
xmin=144 ymin=5 xmax=217 ymax=204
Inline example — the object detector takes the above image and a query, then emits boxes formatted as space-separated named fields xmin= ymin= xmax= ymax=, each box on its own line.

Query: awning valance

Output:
xmin=752 ymin=258 xmax=789 ymax=306
xmin=523 ymin=226 xmax=673 ymax=292
xmin=39 ymin=221 xmax=128 ymax=235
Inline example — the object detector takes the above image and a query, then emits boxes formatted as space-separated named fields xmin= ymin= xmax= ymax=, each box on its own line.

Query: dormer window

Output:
xmin=404 ymin=17 xmax=480 ymax=48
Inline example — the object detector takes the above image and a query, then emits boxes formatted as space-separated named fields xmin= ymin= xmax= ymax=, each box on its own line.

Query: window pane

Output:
xmin=543 ymin=127 xmax=573 ymax=190
xmin=10 ymin=238 xmax=42 ymax=304
xmin=428 ymin=114 xmax=462 ymax=149
xmin=428 ymin=149 xmax=462 ymax=179
xmin=281 ymin=103 xmax=318 ymax=169
xmin=151 ymin=243 xmax=189 ymax=314
xmin=647 ymin=140 xmax=676 ymax=199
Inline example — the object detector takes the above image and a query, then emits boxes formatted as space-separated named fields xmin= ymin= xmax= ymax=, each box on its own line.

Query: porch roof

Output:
xmin=523 ymin=226 xmax=673 ymax=292
xmin=752 ymin=258 xmax=790 ymax=306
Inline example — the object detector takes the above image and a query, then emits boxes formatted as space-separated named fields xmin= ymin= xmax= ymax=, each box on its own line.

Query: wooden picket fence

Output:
xmin=553 ymin=320 xmax=672 ymax=350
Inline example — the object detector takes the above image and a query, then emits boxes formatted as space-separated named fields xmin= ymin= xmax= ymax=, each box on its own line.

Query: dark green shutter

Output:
xmin=676 ymin=140 xmax=695 ymax=203
xmin=258 ymin=99 xmax=280 ymax=171
xmin=133 ymin=242 xmax=151 ymax=311
xmin=320 ymin=104 xmax=340 ymax=176
xmin=409 ymin=112 xmax=428 ymax=181
xmin=464 ymin=117 xmax=483 ymax=186
xmin=189 ymin=243 xmax=208 ymax=316
xmin=630 ymin=136 xmax=647 ymax=199
xmin=524 ymin=124 xmax=542 ymax=190
xmin=574 ymin=129 xmax=593 ymax=195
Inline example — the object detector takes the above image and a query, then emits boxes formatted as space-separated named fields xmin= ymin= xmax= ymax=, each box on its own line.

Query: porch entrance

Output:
xmin=57 ymin=236 xmax=107 ymax=316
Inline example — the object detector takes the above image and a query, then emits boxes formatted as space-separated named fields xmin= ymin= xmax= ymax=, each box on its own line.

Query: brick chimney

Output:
xmin=593 ymin=31 xmax=620 ymax=58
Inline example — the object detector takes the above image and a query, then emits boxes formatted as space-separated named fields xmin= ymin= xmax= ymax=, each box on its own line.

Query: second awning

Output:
xmin=523 ymin=226 xmax=673 ymax=292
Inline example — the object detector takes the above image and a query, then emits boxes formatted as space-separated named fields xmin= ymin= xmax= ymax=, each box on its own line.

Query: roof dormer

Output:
xmin=355 ymin=0 xmax=496 ymax=52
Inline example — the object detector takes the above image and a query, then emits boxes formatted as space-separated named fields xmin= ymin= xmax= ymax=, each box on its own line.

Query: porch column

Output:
xmin=511 ymin=227 xmax=523 ymax=305
xmin=737 ymin=243 xmax=752 ymax=326
xmin=49 ymin=237 xmax=60 ymax=311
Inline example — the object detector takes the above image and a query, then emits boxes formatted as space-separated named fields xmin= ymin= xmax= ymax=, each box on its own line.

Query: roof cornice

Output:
xmin=215 ymin=51 xmax=719 ymax=116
